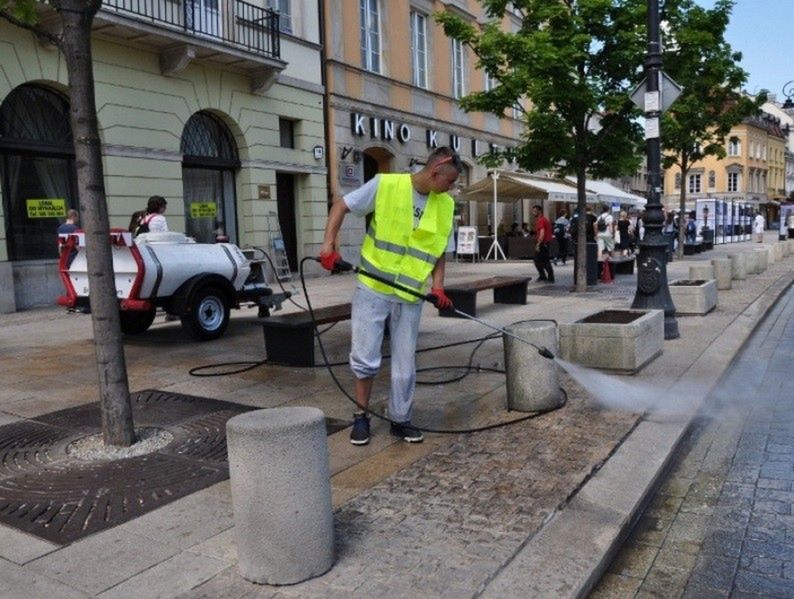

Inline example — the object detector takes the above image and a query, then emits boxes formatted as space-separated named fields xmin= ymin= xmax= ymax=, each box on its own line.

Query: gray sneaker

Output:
xmin=390 ymin=421 xmax=423 ymax=443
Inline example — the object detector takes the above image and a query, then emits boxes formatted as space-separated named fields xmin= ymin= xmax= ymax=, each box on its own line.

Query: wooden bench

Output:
xmin=683 ymin=242 xmax=704 ymax=255
xmin=599 ymin=255 xmax=636 ymax=276
xmin=261 ymin=303 xmax=351 ymax=367
xmin=438 ymin=276 xmax=530 ymax=318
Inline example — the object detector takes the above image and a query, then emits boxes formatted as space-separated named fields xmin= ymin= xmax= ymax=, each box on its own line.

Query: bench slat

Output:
xmin=262 ymin=303 xmax=352 ymax=328
xmin=446 ymin=276 xmax=530 ymax=293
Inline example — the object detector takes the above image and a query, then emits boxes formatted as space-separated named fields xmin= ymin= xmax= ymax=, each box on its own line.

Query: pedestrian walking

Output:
xmin=532 ymin=205 xmax=554 ymax=283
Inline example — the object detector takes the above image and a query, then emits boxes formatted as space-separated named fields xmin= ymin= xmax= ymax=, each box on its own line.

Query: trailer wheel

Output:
xmin=181 ymin=286 xmax=231 ymax=341
xmin=119 ymin=308 xmax=156 ymax=335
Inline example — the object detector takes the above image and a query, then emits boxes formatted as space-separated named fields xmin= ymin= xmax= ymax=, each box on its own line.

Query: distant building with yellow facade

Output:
xmin=662 ymin=110 xmax=788 ymax=226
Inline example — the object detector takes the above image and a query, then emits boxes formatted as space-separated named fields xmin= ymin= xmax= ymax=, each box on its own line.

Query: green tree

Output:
xmin=1 ymin=0 xmax=135 ymax=446
xmin=660 ymin=0 xmax=763 ymax=259
xmin=437 ymin=0 xmax=646 ymax=291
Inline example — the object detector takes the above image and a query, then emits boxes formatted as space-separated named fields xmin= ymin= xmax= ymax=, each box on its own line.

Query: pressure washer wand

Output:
xmin=317 ymin=257 xmax=555 ymax=359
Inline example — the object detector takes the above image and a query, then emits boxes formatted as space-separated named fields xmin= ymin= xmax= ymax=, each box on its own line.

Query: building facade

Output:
xmin=320 ymin=0 xmax=524 ymax=264
xmin=661 ymin=110 xmax=788 ymax=224
xmin=0 ymin=0 xmax=326 ymax=312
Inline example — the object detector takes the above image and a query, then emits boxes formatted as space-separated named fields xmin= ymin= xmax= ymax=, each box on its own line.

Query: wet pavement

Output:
xmin=591 ymin=283 xmax=794 ymax=599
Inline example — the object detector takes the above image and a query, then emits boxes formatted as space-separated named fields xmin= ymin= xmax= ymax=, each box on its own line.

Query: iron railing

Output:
xmin=101 ymin=0 xmax=281 ymax=59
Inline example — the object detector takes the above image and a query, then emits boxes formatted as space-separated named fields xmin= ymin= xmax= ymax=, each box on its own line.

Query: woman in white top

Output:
xmin=140 ymin=195 xmax=169 ymax=232
xmin=753 ymin=212 xmax=765 ymax=243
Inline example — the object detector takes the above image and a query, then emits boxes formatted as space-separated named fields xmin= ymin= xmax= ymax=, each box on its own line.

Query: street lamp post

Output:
xmin=631 ymin=0 xmax=680 ymax=340
xmin=783 ymin=80 xmax=794 ymax=112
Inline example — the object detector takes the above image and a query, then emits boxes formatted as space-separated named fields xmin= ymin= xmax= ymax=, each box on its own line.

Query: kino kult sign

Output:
xmin=349 ymin=112 xmax=504 ymax=157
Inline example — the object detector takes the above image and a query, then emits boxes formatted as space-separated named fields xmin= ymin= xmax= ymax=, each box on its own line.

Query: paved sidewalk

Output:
xmin=0 ymin=234 xmax=791 ymax=598
xmin=592 ymin=283 xmax=794 ymax=599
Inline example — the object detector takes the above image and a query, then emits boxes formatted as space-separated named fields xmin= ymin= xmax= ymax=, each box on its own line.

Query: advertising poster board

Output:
xmin=456 ymin=226 xmax=478 ymax=260
xmin=781 ymin=204 xmax=794 ymax=240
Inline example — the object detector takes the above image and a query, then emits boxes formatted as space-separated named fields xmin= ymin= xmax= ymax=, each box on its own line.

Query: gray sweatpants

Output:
xmin=349 ymin=286 xmax=423 ymax=422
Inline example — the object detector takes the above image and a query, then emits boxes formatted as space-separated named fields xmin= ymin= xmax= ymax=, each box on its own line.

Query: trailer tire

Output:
xmin=181 ymin=285 xmax=231 ymax=341
xmin=119 ymin=308 xmax=156 ymax=335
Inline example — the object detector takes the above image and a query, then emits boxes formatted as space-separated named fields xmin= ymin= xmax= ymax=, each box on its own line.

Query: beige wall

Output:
xmin=0 ymin=14 xmax=325 ymax=309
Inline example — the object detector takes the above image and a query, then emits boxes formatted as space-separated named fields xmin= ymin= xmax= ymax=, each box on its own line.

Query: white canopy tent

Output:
xmin=566 ymin=177 xmax=647 ymax=207
xmin=457 ymin=171 xmax=591 ymax=259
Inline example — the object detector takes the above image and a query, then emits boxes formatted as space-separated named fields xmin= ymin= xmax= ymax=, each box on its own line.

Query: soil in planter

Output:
xmin=579 ymin=310 xmax=644 ymax=324
xmin=671 ymin=280 xmax=708 ymax=286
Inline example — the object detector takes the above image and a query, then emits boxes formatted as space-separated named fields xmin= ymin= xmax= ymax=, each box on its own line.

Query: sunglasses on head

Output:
xmin=435 ymin=153 xmax=463 ymax=172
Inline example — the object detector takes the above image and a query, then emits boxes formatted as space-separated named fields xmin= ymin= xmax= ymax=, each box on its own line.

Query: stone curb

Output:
xmin=480 ymin=269 xmax=794 ymax=599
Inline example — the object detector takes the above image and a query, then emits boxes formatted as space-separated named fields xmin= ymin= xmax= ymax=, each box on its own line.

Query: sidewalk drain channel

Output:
xmin=0 ymin=390 xmax=347 ymax=544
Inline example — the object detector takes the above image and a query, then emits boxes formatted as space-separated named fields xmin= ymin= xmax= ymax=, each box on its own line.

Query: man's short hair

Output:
xmin=67 ymin=209 xmax=79 ymax=220
xmin=427 ymin=146 xmax=463 ymax=173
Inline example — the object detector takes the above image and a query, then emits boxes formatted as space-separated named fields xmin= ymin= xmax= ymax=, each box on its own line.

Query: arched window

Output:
xmin=181 ymin=112 xmax=240 ymax=243
xmin=0 ymin=84 xmax=76 ymax=260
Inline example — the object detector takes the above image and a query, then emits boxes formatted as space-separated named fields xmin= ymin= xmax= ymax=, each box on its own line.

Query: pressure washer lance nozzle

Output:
xmin=538 ymin=347 xmax=555 ymax=360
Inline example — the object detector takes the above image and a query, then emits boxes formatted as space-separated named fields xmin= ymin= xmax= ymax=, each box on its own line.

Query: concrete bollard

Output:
xmin=744 ymin=250 xmax=759 ymax=274
xmin=227 ymin=407 xmax=334 ymax=585
xmin=710 ymin=258 xmax=732 ymax=290
xmin=688 ymin=263 xmax=714 ymax=282
xmin=755 ymin=248 xmax=768 ymax=272
xmin=774 ymin=243 xmax=784 ymax=261
xmin=727 ymin=253 xmax=746 ymax=280
xmin=503 ymin=320 xmax=564 ymax=412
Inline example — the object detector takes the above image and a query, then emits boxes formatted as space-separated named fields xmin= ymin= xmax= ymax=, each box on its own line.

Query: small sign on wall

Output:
xmin=26 ymin=198 xmax=66 ymax=218
xmin=190 ymin=202 xmax=217 ymax=218
xmin=258 ymin=185 xmax=271 ymax=200
xmin=340 ymin=162 xmax=361 ymax=186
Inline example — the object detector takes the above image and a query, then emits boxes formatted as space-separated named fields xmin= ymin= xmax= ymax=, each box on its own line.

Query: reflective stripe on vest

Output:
xmin=358 ymin=174 xmax=453 ymax=301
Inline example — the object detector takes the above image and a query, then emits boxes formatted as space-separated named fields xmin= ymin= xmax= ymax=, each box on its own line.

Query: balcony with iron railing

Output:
xmin=86 ymin=0 xmax=286 ymax=93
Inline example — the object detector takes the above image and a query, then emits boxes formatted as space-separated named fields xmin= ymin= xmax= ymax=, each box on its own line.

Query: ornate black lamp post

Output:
xmin=631 ymin=0 xmax=680 ymax=339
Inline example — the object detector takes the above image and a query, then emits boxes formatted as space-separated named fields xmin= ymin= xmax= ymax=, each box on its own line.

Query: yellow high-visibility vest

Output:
xmin=359 ymin=174 xmax=454 ymax=302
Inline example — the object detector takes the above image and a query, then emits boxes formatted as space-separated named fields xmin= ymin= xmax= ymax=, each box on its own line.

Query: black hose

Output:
xmin=298 ymin=256 xmax=567 ymax=434
xmin=190 ymin=256 xmax=568 ymax=434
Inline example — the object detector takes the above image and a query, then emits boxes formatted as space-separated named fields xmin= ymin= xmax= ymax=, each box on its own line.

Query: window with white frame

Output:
xmin=266 ymin=0 xmax=291 ymax=34
xmin=708 ymin=170 xmax=715 ymax=189
xmin=360 ymin=0 xmax=381 ymax=73
xmin=485 ymin=71 xmax=497 ymax=91
xmin=688 ymin=173 xmax=701 ymax=194
xmin=674 ymin=172 xmax=681 ymax=189
xmin=410 ymin=10 xmax=427 ymax=89
xmin=451 ymin=38 xmax=466 ymax=99
xmin=728 ymin=138 xmax=740 ymax=156
xmin=727 ymin=171 xmax=740 ymax=192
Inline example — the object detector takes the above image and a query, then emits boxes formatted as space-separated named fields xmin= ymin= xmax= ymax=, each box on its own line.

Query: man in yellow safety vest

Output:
xmin=319 ymin=147 xmax=463 ymax=445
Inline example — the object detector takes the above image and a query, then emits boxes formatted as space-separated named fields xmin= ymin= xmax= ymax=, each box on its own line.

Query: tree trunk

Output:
xmin=57 ymin=0 xmax=135 ymax=446
xmin=574 ymin=166 xmax=588 ymax=292
xmin=677 ymin=159 xmax=688 ymax=261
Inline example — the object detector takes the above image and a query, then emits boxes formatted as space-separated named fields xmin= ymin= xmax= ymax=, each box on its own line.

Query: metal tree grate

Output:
xmin=0 ymin=390 xmax=346 ymax=544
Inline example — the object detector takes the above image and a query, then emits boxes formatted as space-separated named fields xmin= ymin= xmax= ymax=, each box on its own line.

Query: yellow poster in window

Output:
xmin=27 ymin=199 xmax=66 ymax=218
xmin=190 ymin=202 xmax=217 ymax=218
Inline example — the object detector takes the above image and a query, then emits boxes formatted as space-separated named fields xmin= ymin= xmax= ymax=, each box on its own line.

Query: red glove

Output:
xmin=430 ymin=287 xmax=454 ymax=311
xmin=319 ymin=250 xmax=342 ymax=272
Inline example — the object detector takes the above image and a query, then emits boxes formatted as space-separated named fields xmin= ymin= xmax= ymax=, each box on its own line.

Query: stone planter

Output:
xmin=710 ymin=258 xmax=732 ymax=290
xmin=744 ymin=249 xmax=760 ymax=274
xmin=727 ymin=253 xmax=746 ymax=280
xmin=755 ymin=248 xmax=769 ymax=272
xmin=689 ymin=263 xmax=714 ymax=282
xmin=669 ymin=279 xmax=718 ymax=316
xmin=558 ymin=309 xmax=663 ymax=374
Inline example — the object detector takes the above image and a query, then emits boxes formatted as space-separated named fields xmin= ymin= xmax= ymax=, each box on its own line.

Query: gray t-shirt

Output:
xmin=344 ymin=175 xmax=455 ymax=252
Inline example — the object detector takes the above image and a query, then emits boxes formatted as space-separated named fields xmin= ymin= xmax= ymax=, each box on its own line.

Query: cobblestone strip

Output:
xmin=592 ymin=283 xmax=794 ymax=599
